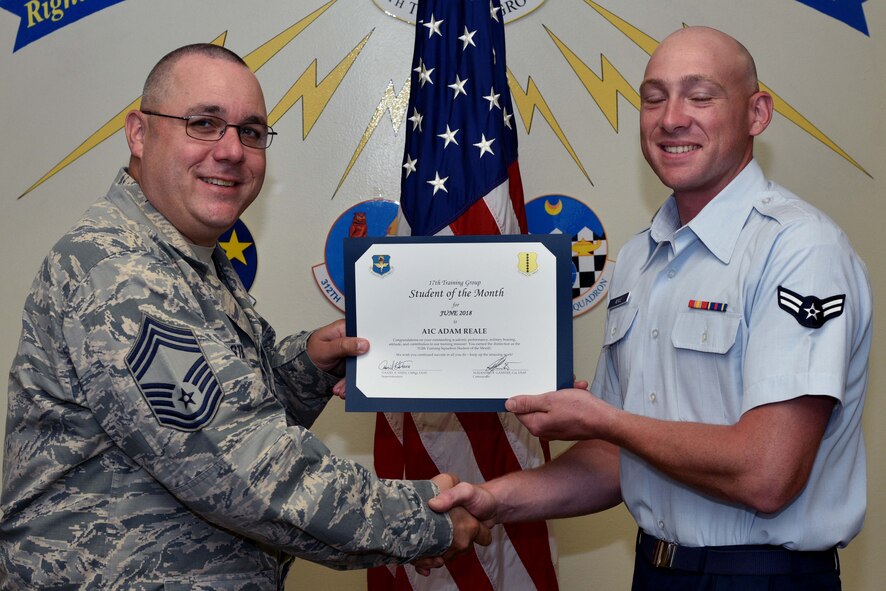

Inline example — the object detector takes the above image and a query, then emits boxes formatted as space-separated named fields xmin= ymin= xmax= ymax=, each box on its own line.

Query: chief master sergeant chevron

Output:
xmin=0 ymin=43 xmax=490 ymax=589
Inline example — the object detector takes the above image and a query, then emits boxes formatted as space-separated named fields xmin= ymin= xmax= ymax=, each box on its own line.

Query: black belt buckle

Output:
xmin=652 ymin=538 xmax=677 ymax=568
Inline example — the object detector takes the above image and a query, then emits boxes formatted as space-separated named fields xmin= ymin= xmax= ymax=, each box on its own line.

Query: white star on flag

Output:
xmin=483 ymin=86 xmax=501 ymax=110
xmin=403 ymin=155 xmax=417 ymax=177
xmin=448 ymin=74 xmax=468 ymax=99
xmin=437 ymin=124 xmax=459 ymax=148
xmin=408 ymin=107 xmax=423 ymax=131
xmin=423 ymin=13 xmax=443 ymax=37
xmin=415 ymin=59 xmax=434 ymax=87
xmin=459 ymin=26 xmax=477 ymax=50
xmin=473 ymin=134 xmax=495 ymax=157
xmin=427 ymin=171 xmax=448 ymax=194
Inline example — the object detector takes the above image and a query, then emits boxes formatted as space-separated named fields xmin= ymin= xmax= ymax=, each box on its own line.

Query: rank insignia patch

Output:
xmin=126 ymin=316 xmax=223 ymax=431
xmin=777 ymin=286 xmax=845 ymax=329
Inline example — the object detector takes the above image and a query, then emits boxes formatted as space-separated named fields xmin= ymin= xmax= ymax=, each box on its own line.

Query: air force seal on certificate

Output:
xmin=126 ymin=315 xmax=223 ymax=431
xmin=371 ymin=254 xmax=392 ymax=277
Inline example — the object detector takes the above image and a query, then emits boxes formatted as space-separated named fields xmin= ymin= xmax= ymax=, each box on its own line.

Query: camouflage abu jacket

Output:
xmin=0 ymin=169 xmax=451 ymax=590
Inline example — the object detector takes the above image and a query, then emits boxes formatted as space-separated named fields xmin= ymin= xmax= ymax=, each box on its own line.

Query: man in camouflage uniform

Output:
xmin=0 ymin=44 xmax=487 ymax=589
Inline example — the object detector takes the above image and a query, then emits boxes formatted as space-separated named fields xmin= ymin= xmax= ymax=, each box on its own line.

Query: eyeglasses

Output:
xmin=141 ymin=110 xmax=277 ymax=149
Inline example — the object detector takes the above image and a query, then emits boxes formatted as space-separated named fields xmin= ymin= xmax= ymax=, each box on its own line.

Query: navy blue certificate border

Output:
xmin=344 ymin=234 xmax=574 ymax=412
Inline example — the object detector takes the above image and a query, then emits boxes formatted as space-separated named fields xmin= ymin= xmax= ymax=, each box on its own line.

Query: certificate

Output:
xmin=344 ymin=234 xmax=573 ymax=412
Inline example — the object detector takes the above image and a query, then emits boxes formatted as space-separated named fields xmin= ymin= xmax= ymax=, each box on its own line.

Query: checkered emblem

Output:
xmin=777 ymin=285 xmax=845 ymax=329
xmin=126 ymin=316 xmax=223 ymax=431
xmin=571 ymin=228 xmax=608 ymax=299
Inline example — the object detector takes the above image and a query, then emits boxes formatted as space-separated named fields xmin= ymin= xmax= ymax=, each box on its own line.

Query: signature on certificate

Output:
xmin=378 ymin=359 xmax=413 ymax=370
xmin=485 ymin=354 xmax=519 ymax=373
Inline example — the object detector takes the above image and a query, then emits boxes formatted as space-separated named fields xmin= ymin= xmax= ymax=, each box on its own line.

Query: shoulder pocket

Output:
xmin=672 ymin=311 xmax=741 ymax=354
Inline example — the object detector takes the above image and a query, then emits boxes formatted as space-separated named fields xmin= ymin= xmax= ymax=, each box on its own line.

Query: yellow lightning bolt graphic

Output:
xmin=268 ymin=31 xmax=373 ymax=139
xmin=545 ymin=26 xmax=640 ymax=132
xmin=507 ymin=69 xmax=593 ymax=185
xmin=19 ymin=0 xmax=340 ymax=198
xmin=582 ymin=0 xmax=868 ymax=176
xmin=333 ymin=76 xmax=411 ymax=198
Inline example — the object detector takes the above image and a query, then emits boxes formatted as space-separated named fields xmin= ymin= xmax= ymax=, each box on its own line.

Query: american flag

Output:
xmin=369 ymin=1 xmax=559 ymax=589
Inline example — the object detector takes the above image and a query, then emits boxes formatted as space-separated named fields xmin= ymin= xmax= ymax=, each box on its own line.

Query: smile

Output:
xmin=202 ymin=177 xmax=236 ymax=187
xmin=662 ymin=145 xmax=700 ymax=154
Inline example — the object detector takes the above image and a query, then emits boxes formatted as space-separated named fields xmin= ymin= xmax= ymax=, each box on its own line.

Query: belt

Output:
xmin=637 ymin=530 xmax=838 ymax=576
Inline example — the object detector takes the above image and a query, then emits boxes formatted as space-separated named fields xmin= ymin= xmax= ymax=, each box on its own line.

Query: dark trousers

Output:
xmin=631 ymin=547 xmax=842 ymax=591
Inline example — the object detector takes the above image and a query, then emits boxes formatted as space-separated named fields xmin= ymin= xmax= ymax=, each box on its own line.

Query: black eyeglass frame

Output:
xmin=140 ymin=110 xmax=277 ymax=149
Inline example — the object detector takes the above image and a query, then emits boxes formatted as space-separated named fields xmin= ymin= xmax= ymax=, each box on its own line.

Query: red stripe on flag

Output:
xmin=456 ymin=413 xmax=559 ymax=590
xmin=400 ymin=414 xmax=495 ymax=591
xmin=448 ymin=192 xmax=505 ymax=236
xmin=369 ymin=414 xmax=409 ymax=589
xmin=507 ymin=162 xmax=529 ymax=233
xmin=373 ymin=412 xmax=404 ymax=479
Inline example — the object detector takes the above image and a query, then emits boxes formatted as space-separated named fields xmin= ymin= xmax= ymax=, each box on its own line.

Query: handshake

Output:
xmin=412 ymin=473 xmax=499 ymax=576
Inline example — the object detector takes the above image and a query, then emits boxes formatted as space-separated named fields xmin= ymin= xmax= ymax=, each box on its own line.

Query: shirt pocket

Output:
xmin=671 ymin=311 xmax=741 ymax=354
xmin=603 ymin=304 xmax=639 ymax=347
xmin=670 ymin=311 xmax=743 ymax=423
xmin=601 ymin=305 xmax=639 ymax=396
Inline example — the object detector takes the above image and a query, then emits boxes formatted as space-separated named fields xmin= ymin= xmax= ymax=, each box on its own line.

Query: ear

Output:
xmin=748 ymin=90 xmax=773 ymax=137
xmin=124 ymin=109 xmax=148 ymax=158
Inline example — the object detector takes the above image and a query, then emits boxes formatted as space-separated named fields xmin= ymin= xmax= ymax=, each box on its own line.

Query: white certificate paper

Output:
xmin=344 ymin=235 xmax=573 ymax=412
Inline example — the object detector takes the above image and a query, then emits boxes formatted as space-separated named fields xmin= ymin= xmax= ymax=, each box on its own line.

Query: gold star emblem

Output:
xmin=219 ymin=229 xmax=253 ymax=265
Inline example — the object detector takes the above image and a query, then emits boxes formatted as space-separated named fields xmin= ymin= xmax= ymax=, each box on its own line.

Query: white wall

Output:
xmin=1 ymin=1 xmax=883 ymax=589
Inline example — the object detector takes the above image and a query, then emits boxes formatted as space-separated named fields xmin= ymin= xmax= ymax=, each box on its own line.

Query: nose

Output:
xmin=661 ymin=99 xmax=691 ymax=133
xmin=212 ymin=126 xmax=246 ymax=162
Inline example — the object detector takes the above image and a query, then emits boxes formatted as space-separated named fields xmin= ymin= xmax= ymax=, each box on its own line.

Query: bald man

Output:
xmin=429 ymin=27 xmax=871 ymax=591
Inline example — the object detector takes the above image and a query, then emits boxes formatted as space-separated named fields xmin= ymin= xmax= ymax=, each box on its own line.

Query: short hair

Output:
xmin=141 ymin=44 xmax=248 ymax=110
xmin=727 ymin=35 xmax=760 ymax=93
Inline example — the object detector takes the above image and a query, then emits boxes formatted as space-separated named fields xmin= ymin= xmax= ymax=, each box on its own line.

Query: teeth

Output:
xmin=663 ymin=145 xmax=699 ymax=154
xmin=203 ymin=177 xmax=235 ymax=187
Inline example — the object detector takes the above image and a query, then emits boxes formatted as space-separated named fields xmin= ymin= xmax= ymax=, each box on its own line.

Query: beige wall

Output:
xmin=1 ymin=1 xmax=882 ymax=589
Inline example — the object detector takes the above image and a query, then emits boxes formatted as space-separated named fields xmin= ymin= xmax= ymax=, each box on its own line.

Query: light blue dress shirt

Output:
xmin=592 ymin=160 xmax=871 ymax=550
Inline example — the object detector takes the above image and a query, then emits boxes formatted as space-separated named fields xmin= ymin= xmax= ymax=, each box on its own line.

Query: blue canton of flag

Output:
xmin=399 ymin=0 xmax=526 ymax=236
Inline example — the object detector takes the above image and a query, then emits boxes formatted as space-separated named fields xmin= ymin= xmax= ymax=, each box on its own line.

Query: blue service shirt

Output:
xmin=591 ymin=160 xmax=871 ymax=550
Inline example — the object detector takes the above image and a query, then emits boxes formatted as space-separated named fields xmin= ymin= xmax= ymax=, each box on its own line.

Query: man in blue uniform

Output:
xmin=0 ymin=43 xmax=488 ymax=589
xmin=428 ymin=26 xmax=871 ymax=591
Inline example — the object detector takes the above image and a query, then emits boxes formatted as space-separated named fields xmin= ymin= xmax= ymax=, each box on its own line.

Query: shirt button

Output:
xmin=701 ymin=331 xmax=708 ymax=343
xmin=649 ymin=392 xmax=657 ymax=403
xmin=651 ymin=328 xmax=659 ymax=339
xmin=667 ymin=269 xmax=676 ymax=279
xmin=762 ymin=196 xmax=772 ymax=204
xmin=610 ymin=327 xmax=617 ymax=338
xmin=658 ymin=520 xmax=665 ymax=530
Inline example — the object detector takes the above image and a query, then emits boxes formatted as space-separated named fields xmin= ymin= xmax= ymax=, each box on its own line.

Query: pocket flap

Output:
xmin=603 ymin=305 xmax=639 ymax=346
xmin=671 ymin=311 xmax=740 ymax=354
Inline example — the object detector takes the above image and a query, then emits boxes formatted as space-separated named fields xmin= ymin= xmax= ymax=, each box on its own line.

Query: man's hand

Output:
xmin=412 ymin=474 xmax=493 ymax=575
xmin=305 ymin=319 xmax=368 ymax=398
xmin=428 ymin=481 xmax=498 ymax=528
xmin=507 ymin=388 xmax=612 ymax=441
